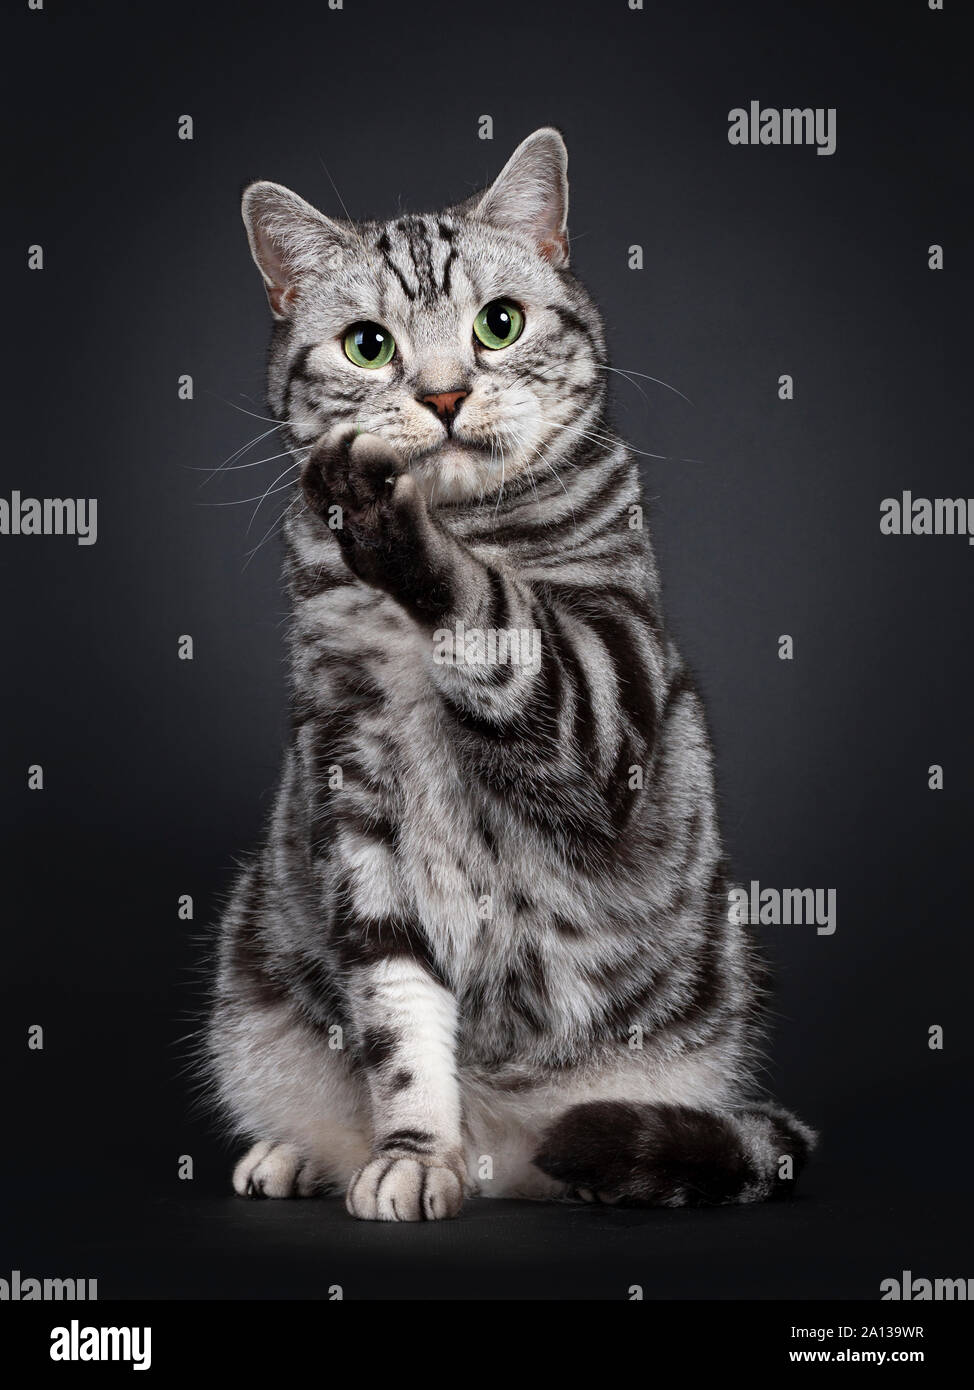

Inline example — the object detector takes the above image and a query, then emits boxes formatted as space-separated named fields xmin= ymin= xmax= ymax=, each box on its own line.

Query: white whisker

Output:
xmin=493 ymin=436 xmax=507 ymax=518
xmin=190 ymin=445 xmax=295 ymax=479
xmin=504 ymin=426 xmax=557 ymax=526
xmin=595 ymin=364 xmax=694 ymax=406
xmin=538 ymin=416 xmax=694 ymax=462
xmin=197 ymin=454 xmax=309 ymax=510
xmin=193 ymin=425 xmax=282 ymax=488
xmin=317 ymin=156 xmax=362 ymax=233
xmin=242 ymin=496 xmax=304 ymax=571
xmin=207 ymin=393 xmax=282 ymax=424
xmin=247 ymin=456 xmax=311 ymax=532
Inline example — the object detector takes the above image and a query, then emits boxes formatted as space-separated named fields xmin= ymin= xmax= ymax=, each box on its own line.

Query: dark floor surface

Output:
xmin=5 ymin=1157 xmax=965 ymax=1301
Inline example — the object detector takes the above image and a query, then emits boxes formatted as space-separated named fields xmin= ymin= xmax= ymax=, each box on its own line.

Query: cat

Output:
xmin=205 ymin=128 xmax=815 ymax=1220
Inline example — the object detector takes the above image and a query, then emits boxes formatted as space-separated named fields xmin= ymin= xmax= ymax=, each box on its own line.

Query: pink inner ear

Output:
xmin=540 ymin=232 xmax=569 ymax=266
xmin=268 ymin=284 xmax=297 ymax=316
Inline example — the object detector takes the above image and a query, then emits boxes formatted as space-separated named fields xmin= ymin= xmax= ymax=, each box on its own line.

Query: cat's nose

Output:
xmin=419 ymin=389 xmax=468 ymax=421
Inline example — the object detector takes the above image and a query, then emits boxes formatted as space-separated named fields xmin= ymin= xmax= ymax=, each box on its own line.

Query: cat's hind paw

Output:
xmin=232 ymin=1140 xmax=319 ymax=1199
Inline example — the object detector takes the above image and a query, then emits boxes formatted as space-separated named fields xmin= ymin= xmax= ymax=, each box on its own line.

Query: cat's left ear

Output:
xmin=472 ymin=127 xmax=569 ymax=267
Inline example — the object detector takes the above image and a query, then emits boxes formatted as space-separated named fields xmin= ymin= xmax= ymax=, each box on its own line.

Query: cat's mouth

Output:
xmin=407 ymin=439 xmax=507 ymax=504
xmin=409 ymin=438 xmax=495 ymax=470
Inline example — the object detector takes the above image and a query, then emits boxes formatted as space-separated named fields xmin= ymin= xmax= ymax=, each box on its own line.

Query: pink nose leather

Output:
xmin=421 ymin=390 xmax=468 ymax=419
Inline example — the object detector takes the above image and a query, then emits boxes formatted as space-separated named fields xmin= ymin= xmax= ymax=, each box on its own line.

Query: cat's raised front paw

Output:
xmin=302 ymin=427 xmax=408 ymax=542
xmin=345 ymin=1153 xmax=464 ymax=1222
xmin=301 ymin=427 xmax=437 ymax=599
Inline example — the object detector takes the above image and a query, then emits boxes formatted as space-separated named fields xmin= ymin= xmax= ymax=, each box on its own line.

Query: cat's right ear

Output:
xmin=241 ymin=182 xmax=350 ymax=320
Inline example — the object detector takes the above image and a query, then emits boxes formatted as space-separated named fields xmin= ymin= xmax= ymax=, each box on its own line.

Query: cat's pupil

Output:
xmin=486 ymin=303 xmax=512 ymax=339
xmin=356 ymin=325 xmax=386 ymax=360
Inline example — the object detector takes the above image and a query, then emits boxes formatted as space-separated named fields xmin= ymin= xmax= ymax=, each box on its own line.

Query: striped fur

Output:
xmin=206 ymin=129 xmax=814 ymax=1220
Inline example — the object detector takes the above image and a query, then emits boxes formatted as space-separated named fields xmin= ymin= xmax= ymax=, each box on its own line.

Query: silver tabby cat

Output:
xmin=206 ymin=128 xmax=814 ymax=1220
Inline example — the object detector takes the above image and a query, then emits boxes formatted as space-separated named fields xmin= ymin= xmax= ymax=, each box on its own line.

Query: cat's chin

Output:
xmin=408 ymin=442 xmax=505 ymax=507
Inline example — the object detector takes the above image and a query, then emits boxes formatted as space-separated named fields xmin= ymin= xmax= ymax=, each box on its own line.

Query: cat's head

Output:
xmin=242 ymin=128 xmax=606 ymax=505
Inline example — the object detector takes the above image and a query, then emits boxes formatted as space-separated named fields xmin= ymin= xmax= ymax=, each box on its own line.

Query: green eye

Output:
xmin=343 ymin=321 xmax=395 ymax=368
xmin=473 ymin=300 xmax=524 ymax=350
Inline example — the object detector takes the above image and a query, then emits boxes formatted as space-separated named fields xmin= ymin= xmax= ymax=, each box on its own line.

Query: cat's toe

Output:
xmin=568 ymin=1184 xmax=623 ymax=1206
xmin=347 ymin=431 xmax=402 ymax=494
xmin=233 ymin=1140 xmax=273 ymax=1196
xmin=345 ymin=1155 xmax=464 ymax=1222
xmin=232 ymin=1140 xmax=314 ymax=1199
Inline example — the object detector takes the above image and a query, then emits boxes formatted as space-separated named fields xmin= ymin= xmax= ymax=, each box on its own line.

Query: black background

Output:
xmin=3 ymin=0 xmax=972 ymax=1300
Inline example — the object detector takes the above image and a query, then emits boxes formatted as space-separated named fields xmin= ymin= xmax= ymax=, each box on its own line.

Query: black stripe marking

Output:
xmin=376 ymin=232 xmax=417 ymax=301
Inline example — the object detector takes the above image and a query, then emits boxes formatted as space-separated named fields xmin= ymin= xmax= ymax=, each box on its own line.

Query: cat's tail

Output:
xmin=532 ymin=1099 xmax=816 ymax=1207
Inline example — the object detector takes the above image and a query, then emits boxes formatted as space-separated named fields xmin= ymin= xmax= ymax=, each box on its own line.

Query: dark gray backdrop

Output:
xmin=3 ymin=0 xmax=971 ymax=1299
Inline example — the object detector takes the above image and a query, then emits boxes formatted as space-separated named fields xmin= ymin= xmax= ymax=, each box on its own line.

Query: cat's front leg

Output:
xmin=345 ymin=955 xmax=466 ymax=1222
